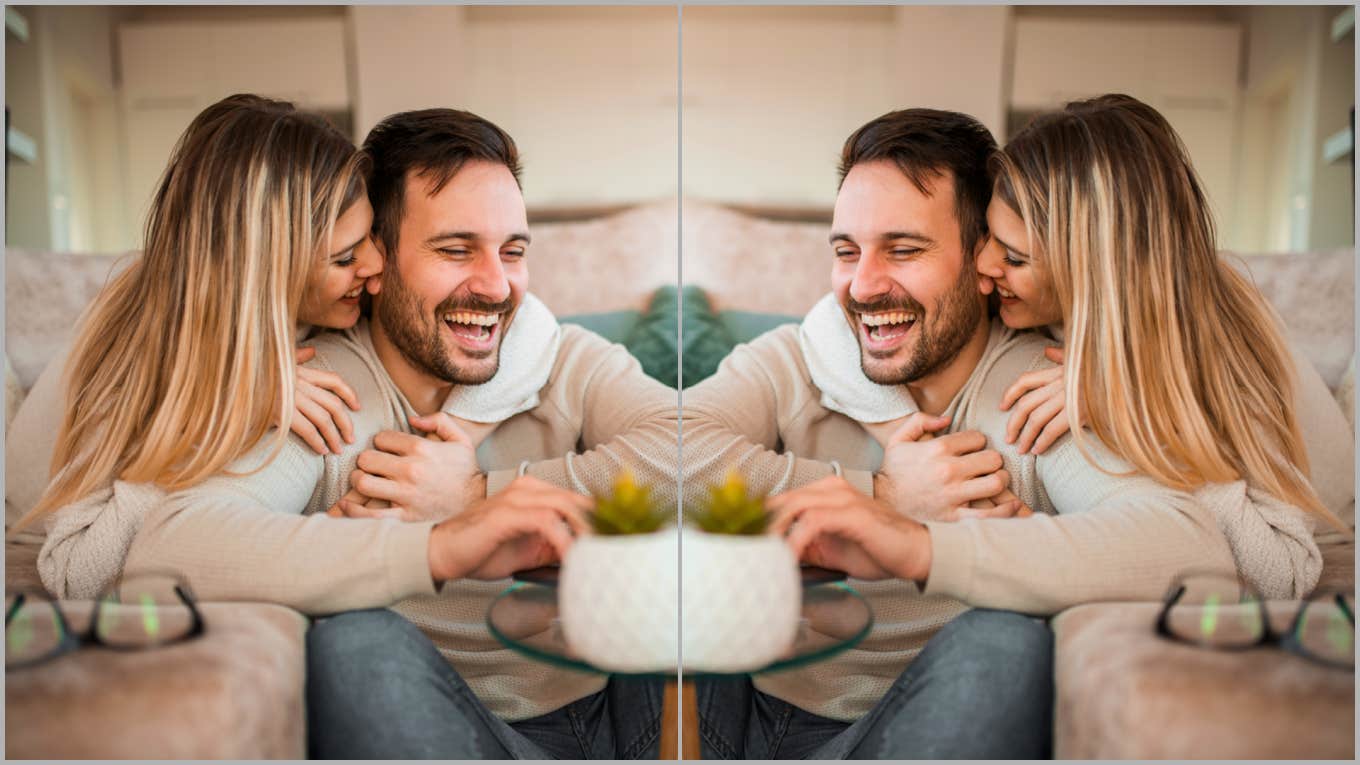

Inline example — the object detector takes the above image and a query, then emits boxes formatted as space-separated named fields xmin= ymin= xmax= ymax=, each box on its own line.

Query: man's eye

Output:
xmin=890 ymin=248 xmax=922 ymax=258
xmin=438 ymin=248 xmax=471 ymax=257
xmin=503 ymin=248 xmax=526 ymax=259
xmin=834 ymin=248 xmax=857 ymax=258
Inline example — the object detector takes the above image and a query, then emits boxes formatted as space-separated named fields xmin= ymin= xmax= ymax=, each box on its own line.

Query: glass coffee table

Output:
xmin=488 ymin=570 xmax=872 ymax=759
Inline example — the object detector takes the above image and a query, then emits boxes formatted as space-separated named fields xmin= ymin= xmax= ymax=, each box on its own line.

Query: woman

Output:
xmin=6 ymin=94 xmax=383 ymax=598
xmin=976 ymin=93 xmax=1352 ymax=597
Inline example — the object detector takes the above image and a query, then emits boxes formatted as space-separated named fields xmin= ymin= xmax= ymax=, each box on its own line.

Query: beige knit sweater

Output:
xmin=20 ymin=319 xmax=677 ymax=721
xmin=682 ymin=309 xmax=1334 ymax=721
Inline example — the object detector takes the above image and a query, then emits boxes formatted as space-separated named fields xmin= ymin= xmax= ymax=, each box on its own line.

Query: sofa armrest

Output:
xmin=1052 ymin=601 xmax=1353 ymax=759
xmin=5 ymin=600 xmax=308 ymax=759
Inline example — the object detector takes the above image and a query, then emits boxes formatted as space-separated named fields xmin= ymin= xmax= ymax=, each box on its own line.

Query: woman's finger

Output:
xmin=298 ymin=366 xmax=361 ymax=411
xmin=295 ymin=386 xmax=346 ymax=453
xmin=1044 ymin=345 xmax=1066 ymax=364
xmin=1030 ymin=410 xmax=1073 ymax=455
xmin=295 ymin=346 xmax=317 ymax=364
xmin=1017 ymin=393 xmax=1065 ymax=454
xmin=1000 ymin=366 xmax=1060 ymax=411
xmin=301 ymin=380 xmax=355 ymax=445
xmin=290 ymin=410 xmax=330 ymax=455
xmin=1005 ymin=384 xmax=1055 ymax=444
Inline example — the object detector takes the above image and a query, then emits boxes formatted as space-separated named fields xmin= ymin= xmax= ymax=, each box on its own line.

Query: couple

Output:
xmin=684 ymin=97 xmax=1353 ymax=758
xmin=7 ymin=96 xmax=677 ymax=758
xmin=7 ymin=93 xmax=1351 ymax=760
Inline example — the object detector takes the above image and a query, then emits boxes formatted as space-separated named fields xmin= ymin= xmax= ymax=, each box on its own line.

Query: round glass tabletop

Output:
xmin=486 ymin=576 xmax=873 ymax=678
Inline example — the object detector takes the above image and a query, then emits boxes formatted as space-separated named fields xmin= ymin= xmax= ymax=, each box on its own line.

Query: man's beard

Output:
xmin=374 ymin=262 xmax=513 ymax=386
xmin=849 ymin=266 xmax=984 ymax=386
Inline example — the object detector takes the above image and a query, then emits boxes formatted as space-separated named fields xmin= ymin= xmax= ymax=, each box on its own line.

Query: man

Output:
xmin=122 ymin=109 xmax=678 ymax=759
xmin=682 ymin=109 xmax=1237 ymax=758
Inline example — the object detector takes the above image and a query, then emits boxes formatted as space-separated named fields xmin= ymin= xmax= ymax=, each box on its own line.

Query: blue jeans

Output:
xmin=697 ymin=608 xmax=1054 ymax=759
xmin=305 ymin=608 xmax=663 ymax=759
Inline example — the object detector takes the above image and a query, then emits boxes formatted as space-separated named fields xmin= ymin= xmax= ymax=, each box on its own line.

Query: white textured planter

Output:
xmin=681 ymin=529 xmax=801 ymax=673
xmin=559 ymin=529 xmax=679 ymax=673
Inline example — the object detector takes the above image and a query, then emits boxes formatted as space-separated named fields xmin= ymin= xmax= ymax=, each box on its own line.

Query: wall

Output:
xmin=1232 ymin=5 xmax=1354 ymax=252
xmin=1308 ymin=8 xmax=1354 ymax=249
xmin=4 ymin=5 xmax=125 ymax=251
xmin=681 ymin=6 xmax=1008 ymax=210
xmin=351 ymin=6 xmax=678 ymax=210
xmin=5 ymin=10 xmax=52 ymax=250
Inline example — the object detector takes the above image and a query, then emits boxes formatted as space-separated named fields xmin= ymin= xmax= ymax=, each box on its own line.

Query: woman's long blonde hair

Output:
xmin=13 ymin=94 xmax=367 ymax=533
xmin=993 ymin=93 xmax=1344 ymax=531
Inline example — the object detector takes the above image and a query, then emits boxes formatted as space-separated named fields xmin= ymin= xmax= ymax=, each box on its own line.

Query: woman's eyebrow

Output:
xmin=992 ymin=233 xmax=1029 ymax=257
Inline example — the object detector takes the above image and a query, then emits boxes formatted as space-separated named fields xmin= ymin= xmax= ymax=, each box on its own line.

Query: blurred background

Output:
xmin=4 ymin=5 xmax=678 ymax=253
xmin=3 ymin=5 xmax=1353 ymax=257
xmin=682 ymin=4 xmax=1354 ymax=254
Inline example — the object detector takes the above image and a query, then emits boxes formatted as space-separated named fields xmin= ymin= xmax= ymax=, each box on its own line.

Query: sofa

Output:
xmin=5 ymin=199 xmax=1355 ymax=758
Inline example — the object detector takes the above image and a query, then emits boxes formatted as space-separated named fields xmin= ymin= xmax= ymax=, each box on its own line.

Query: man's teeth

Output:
xmin=859 ymin=311 xmax=916 ymax=327
xmin=443 ymin=311 xmax=500 ymax=327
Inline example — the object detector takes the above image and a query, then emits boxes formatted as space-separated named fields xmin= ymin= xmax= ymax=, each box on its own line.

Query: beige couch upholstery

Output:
xmin=5 ymin=199 xmax=1354 ymax=758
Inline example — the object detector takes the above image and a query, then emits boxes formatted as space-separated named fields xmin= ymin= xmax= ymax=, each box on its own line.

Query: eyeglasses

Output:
xmin=1156 ymin=570 xmax=1354 ymax=670
xmin=5 ymin=571 xmax=205 ymax=670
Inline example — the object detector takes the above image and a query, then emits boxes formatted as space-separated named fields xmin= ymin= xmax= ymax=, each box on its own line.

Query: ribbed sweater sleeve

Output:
xmin=495 ymin=328 xmax=681 ymax=506
xmin=682 ymin=327 xmax=868 ymax=507
xmin=922 ymin=436 xmax=1236 ymax=613
xmin=122 ymin=434 xmax=436 ymax=614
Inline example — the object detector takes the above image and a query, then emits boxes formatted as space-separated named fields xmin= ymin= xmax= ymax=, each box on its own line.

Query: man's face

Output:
xmin=830 ymin=160 xmax=986 ymax=386
xmin=375 ymin=160 xmax=529 ymax=385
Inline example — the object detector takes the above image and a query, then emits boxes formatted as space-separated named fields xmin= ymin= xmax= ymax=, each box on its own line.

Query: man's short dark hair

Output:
xmin=362 ymin=108 xmax=523 ymax=257
xmin=838 ymin=109 xmax=997 ymax=259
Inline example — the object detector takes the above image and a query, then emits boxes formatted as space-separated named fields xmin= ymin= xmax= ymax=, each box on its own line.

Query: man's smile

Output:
xmin=857 ymin=310 xmax=919 ymax=354
xmin=442 ymin=310 xmax=504 ymax=353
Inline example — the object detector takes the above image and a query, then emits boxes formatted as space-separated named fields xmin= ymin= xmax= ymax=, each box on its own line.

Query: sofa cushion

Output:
xmin=5 ymin=355 xmax=24 ymax=429
xmin=5 ymin=597 xmax=308 ymax=759
xmin=1335 ymin=357 xmax=1355 ymax=431
xmin=1229 ymin=249 xmax=1354 ymax=390
xmin=5 ymin=249 xmax=135 ymax=390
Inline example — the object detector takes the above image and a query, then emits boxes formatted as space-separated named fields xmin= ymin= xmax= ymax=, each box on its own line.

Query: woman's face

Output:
xmin=978 ymin=197 xmax=1063 ymax=329
xmin=298 ymin=198 xmax=381 ymax=329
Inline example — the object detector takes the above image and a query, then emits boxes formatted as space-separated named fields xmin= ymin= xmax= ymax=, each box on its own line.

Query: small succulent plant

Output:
xmin=691 ymin=471 xmax=769 ymax=535
xmin=590 ymin=470 xmax=671 ymax=535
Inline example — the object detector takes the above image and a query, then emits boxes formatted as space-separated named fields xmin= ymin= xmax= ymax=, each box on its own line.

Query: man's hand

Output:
xmin=874 ymin=413 xmax=1015 ymax=521
xmin=767 ymin=476 xmax=932 ymax=582
xmin=329 ymin=412 xmax=482 ymax=522
xmin=426 ymin=476 xmax=594 ymax=582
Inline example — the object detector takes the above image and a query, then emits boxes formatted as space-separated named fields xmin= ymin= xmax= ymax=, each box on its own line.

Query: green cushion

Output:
xmin=559 ymin=293 xmax=800 ymax=389
xmin=558 ymin=310 xmax=641 ymax=346
xmin=677 ymin=287 xmax=737 ymax=388
xmin=717 ymin=310 xmax=800 ymax=346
